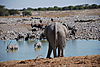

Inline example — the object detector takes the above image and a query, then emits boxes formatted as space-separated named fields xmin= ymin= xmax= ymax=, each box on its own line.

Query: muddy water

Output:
xmin=0 ymin=39 xmax=100 ymax=62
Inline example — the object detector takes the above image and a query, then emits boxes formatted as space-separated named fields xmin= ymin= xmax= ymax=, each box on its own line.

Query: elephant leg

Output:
xmin=46 ymin=44 xmax=52 ymax=58
xmin=58 ymin=47 xmax=64 ymax=57
xmin=61 ymin=49 xmax=64 ymax=57
xmin=58 ymin=47 xmax=60 ymax=57
xmin=53 ymin=48 xmax=57 ymax=58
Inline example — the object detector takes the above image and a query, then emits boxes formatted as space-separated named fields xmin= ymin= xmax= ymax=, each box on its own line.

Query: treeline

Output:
xmin=0 ymin=5 xmax=19 ymax=16
xmin=0 ymin=5 xmax=32 ymax=16
xmin=0 ymin=4 xmax=100 ymax=16
xmin=31 ymin=4 xmax=100 ymax=11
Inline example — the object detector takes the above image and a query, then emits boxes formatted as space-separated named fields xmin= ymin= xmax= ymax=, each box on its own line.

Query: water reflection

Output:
xmin=17 ymin=41 xmax=25 ymax=46
xmin=0 ymin=39 xmax=100 ymax=62
xmin=6 ymin=49 xmax=18 ymax=53
xmin=65 ymin=40 xmax=100 ymax=57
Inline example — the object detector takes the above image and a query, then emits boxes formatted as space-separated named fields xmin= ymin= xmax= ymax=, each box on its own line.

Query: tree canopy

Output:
xmin=31 ymin=4 xmax=100 ymax=11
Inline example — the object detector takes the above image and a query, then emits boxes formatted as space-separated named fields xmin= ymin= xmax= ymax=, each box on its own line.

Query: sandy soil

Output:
xmin=0 ymin=55 xmax=100 ymax=67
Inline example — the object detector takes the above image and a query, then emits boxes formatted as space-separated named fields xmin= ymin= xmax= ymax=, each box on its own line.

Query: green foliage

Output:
xmin=22 ymin=10 xmax=32 ymax=16
xmin=38 ymin=7 xmax=46 ymax=11
xmin=27 ymin=7 xmax=34 ymax=11
xmin=88 ymin=4 xmax=98 ymax=9
xmin=67 ymin=6 xmax=74 ymax=10
xmin=46 ymin=7 xmax=54 ymax=11
xmin=8 ymin=9 xmax=19 ymax=15
xmin=0 ymin=5 xmax=9 ymax=16
xmin=0 ymin=5 xmax=5 ymax=9
xmin=98 ymin=5 xmax=100 ymax=8
xmin=33 ymin=4 xmax=100 ymax=11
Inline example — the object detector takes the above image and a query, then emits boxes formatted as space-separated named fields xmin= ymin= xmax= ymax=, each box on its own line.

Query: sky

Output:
xmin=0 ymin=0 xmax=100 ymax=9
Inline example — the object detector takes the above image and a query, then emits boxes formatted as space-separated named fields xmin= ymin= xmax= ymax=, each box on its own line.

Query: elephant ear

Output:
xmin=62 ymin=23 xmax=77 ymax=36
xmin=62 ymin=23 xmax=69 ymax=29
xmin=72 ymin=26 xmax=77 ymax=36
xmin=62 ymin=23 xmax=72 ymax=30
xmin=68 ymin=25 xmax=77 ymax=36
xmin=61 ymin=24 xmax=70 ymax=38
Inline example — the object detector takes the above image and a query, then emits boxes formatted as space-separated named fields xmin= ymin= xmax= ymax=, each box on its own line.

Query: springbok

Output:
xmin=34 ymin=41 xmax=42 ymax=48
xmin=6 ymin=41 xmax=19 ymax=52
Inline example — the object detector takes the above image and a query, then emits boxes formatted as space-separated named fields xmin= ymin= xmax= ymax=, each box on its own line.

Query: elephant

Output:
xmin=44 ymin=22 xmax=76 ymax=58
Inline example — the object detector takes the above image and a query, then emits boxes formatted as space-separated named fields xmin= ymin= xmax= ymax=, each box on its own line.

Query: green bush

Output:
xmin=0 ymin=5 xmax=9 ymax=16
xmin=8 ymin=9 xmax=19 ymax=15
xmin=22 ymin=10 xmax=32 ymax=16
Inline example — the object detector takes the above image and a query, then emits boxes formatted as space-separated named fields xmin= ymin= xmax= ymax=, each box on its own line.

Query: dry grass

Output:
xmin=0 ymin=9 xmax=100 ymax=18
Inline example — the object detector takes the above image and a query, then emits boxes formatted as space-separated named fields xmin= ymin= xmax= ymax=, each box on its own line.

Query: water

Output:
xmin=0 ymin=39 xmax=100 ymax=62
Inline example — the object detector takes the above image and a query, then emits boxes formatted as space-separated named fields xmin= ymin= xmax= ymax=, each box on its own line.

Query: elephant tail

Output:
xmin=54 ymin=22 xmax=57 ymax=47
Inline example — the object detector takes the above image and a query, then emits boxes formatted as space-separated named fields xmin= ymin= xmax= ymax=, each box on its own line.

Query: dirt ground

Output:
xmin=0 ymin=55 xmax=100 ymax=67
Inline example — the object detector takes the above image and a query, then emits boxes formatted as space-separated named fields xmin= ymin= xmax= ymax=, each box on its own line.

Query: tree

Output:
xmin=8 ymin=9 xmax=19 ymax=16
xmin=91 ymin=4 xmax=98 ymax=9
xmin=22 ymin=10 xmax=32 ymax=16
xmin=98 ymin=5 xmax=100 ymax=8
xmin=67 ymin=6 xmax=74 ymax=10
xmin=73 ymin=5 xmax=84 ymax=10
xmin=47 ymin=7 xmax=54 ymax=11
xmin=62 ymin=7 xmax=68 ymax=10
xmin=0 ymin=5 xmax=9 ymax=16
xmin=54 ymin=6 xmax=59 ymax=10
xmin=0 ymin=5 xmax=5 ymax=9
xmin=37 ymin=7 xmax=46 ymax=11
xmin=27 ymin=7 xmax=34 ymax=11
xmin=83 ymin=4 xmax=89 ymax=9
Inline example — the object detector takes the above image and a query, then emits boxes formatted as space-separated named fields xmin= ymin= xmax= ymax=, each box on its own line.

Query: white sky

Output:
xmin=0 ymin=0 xmax=100 ymax=9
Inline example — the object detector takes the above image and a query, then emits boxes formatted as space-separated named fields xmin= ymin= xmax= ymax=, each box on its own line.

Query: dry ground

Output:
xmin=0 ymin=55 xmax=100 ymax=67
